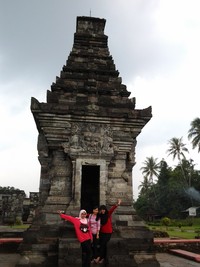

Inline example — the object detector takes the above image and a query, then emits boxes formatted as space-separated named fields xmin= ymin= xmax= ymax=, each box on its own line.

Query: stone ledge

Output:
xmin=170 ymin=249 xmax=200 ymax=262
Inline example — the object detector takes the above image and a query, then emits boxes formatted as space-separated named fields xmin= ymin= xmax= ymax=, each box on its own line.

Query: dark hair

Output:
xmin=99 ymin=205 xmax=107 ymax=212
xmin=98 ymin=205 xmax=108 ymax=225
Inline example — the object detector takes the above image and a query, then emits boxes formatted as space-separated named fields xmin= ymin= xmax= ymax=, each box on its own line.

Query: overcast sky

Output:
xmin=1 ymin=0 xmax=200 ymax=199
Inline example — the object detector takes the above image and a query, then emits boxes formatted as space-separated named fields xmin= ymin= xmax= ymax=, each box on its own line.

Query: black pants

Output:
xmin=99 ymin=232 xmax=112 ymax=260
xmin=81 ymin=239 xmax=92 ymax=267
xmin=91 ymin=234 xmax=100 ymax=260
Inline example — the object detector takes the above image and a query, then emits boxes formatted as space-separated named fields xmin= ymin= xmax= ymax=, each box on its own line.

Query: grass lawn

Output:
xmin=7 ymin=224 xmax=30 ymax=229
xmin=167 ymin=230 xmax=197 ymax=239
xmin=149 ymin=225 xmax=200 ymax=239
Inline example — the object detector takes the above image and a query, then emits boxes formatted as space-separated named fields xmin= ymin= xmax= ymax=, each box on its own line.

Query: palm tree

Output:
xmin=138 ymin=175 xmax=151 ymax=195
xmin=166 ymin=137 xmax=189 ymax=185
xmin=140 ymin=156 xmax=160 ymax=184
xmin=188 ymin=117 xmax=200 ymax=152
xmin=167 ymin=137 xmax=189 ymax=161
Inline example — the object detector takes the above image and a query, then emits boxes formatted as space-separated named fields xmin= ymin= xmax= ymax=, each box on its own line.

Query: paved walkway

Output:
xmin=0 ymin=253 xmax=21 ymax=267
xmin=156 ymin=253 xmax=200 ymax=267
xmin=1 ymin=253 xmax=200 ymax=267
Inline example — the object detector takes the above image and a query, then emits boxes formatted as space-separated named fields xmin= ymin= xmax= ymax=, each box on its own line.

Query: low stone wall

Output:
xmin=154 ymin=240 xmax=200 ymax=253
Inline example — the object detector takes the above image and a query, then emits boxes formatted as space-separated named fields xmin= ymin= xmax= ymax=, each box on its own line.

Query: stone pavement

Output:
xmin=1 ymin=253 xmax=200 ymax=267
xmin=156 ymin=253 xmax=200 ymax=267
xmin=0 ymin=253 xmax=21 ymax=267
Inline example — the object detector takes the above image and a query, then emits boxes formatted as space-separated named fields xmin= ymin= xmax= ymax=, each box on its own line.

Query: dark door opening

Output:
xmin=81 ymin=165 xmax=100 ymax=213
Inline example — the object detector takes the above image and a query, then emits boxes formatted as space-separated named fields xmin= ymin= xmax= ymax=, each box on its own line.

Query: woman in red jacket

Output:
xmin=57 ymin=209 xmax=93 ymax=267
xmin=95 ymin=199 xmax=121 ymax=264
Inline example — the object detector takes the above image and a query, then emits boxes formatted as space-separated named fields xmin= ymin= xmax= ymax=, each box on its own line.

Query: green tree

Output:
xmin=181 ymin=158 xmax=196 ymax=187
xmin=135 ymin=158 xmax=196 ymax=219
xmin=166 ymin=137 xmax=189 ymax=186
xmin=188 ymin=117 xmax=200 ymax=152
xmin=161 ymin=217 xmax=171 ymax=230
xmin=167 ymin=137 xmax=189 ymax=161
xmin=140 ymin=156 xmax=160 ymax=184
xmin=134 ymin=186 xmax=158 ymax=221
xmin=155 ymin=160 xmax=172 ymax=216
xmin=138 ymin=175 xmax=151 ymax=196
xmin=157 ymin=159 xmax=171 ymax=185
xmin=0 ymin=186 xmax=25 ymax=195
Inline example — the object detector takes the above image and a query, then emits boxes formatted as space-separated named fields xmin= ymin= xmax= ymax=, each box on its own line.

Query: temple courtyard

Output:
xmin=0 ymin=252 xmax=200 ymax=267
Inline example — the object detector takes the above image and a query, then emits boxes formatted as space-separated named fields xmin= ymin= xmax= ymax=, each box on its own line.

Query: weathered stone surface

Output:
xmin=16 ymin=16 xmax=159 ymax=267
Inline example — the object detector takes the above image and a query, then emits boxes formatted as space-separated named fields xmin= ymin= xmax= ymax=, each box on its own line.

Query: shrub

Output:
xmin=153 ymin=230 xmax=169 ymax=238
xmin=15 ymin=216 xmax=22 ymax=225
xmin=161 ymin=217 xmax=171 ymax=228
xmin=178 ymin=223 xmax=182 ymax=228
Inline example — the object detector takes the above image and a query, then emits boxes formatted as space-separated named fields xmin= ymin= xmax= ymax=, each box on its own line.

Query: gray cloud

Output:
xmin=0 ymin=0 xmax=200 ymax=198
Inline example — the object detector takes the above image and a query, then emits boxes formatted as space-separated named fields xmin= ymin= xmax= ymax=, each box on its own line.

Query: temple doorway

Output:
xmin=81 ymin=165 xmax=100 ymax=213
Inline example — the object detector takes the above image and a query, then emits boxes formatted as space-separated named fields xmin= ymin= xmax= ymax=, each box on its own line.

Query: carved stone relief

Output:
xmin=48 ymin=151 xmax=72 ymax=202
xmin=62 ymin=122 xmax=114 ymax=155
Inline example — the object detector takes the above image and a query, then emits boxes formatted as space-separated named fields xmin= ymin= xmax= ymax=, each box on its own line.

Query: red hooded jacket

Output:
xmin=60 ymin=213 xmax=93 ymax=243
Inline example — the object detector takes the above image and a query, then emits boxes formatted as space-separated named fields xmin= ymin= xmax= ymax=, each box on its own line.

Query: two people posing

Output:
xmin=57 ymin=199 xmax=121 ymax=267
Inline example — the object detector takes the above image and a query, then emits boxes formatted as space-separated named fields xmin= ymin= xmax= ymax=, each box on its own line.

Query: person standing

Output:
xmin=95 ymin=199 xmax=121 ymax=264
xmin=57 ymin=209 xmax=92 ymax=267
xmin=87 ymin=206 xmax=101 ymax=263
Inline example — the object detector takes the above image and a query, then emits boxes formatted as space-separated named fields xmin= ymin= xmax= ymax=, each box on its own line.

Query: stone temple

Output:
xmin=17 ymin=16 xmax=160 ymax=267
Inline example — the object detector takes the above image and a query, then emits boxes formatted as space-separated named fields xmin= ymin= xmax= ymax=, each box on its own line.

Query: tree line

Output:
xmin=134 ymin=117 xmax=200 ymax=220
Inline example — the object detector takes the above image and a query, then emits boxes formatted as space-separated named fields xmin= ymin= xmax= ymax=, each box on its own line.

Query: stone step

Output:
xmin=170 ymin=249 xmax=200 ymax=262
xmin=154 ymin=238 xmax=200 ymax=244
xmin=0 ymin=238 xmax=23 ymax=244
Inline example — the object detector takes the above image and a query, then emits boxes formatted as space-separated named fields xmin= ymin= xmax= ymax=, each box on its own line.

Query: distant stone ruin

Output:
xmin=17 ymin=16 xmax=160 ymax=267
xmin=0 ymin=188 xmax=38 ymax=225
